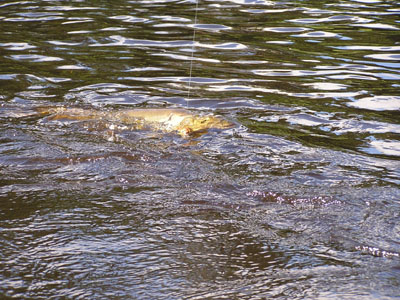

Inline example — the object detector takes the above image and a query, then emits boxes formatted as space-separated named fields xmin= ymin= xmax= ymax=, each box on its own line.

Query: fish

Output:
xmin=37 ymin=106 xmax=234 ymax=137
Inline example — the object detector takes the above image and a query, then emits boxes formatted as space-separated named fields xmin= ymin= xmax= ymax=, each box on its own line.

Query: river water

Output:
xmin=1 ymin=0 xmax=399 ymax=299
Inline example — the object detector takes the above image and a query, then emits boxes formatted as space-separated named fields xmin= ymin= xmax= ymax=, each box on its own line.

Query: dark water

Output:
xmin=1 ymin=0 xmax=400 ymax=299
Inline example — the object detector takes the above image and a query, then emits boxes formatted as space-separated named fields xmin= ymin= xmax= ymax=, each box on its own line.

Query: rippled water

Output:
xmin=1 ymin=0 xmax=400 ymax=299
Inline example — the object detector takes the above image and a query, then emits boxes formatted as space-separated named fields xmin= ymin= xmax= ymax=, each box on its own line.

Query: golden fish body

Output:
xmin=39 ymin=107 xmax=234 ymax=137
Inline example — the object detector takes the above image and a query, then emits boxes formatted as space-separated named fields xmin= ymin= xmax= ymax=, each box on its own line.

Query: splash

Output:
xmin=247 ymin=190 xmax=341 ymax=207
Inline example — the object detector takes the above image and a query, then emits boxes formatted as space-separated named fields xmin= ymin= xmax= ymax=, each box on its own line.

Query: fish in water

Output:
xmin=37 ymin=107 xmax=234 ymax=137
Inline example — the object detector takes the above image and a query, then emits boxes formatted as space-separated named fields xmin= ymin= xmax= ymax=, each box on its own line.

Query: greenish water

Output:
xmin=1 ymin=0 xmax=399 ymax=299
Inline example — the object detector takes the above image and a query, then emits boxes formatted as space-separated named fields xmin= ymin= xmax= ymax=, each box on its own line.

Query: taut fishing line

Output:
xmin=187 ymin=0 xmax=199 ymax=103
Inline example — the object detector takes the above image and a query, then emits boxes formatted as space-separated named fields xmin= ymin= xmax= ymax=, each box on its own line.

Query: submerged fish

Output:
xmin=37 ymin=107 xmax=234 ymax=137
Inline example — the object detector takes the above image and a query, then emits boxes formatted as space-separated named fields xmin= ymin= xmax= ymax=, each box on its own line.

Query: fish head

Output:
xmin=177 ymin=115 xmax=235 ymax=137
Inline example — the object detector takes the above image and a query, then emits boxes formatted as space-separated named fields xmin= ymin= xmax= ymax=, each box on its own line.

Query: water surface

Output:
xmin=1 ymin=0 xmax=399 ymax=299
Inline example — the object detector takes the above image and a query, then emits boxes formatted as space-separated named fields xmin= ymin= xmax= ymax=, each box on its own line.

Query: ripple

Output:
xmin=348 ymin=96 xmax=400 ymax=111
xmin=92 ymin=35 xmax=246 ymax=50
xmin=331 ymin=119 xmax=400 ymax=135
xmin=253 ymin=69 xmax=338 ymax=77
xmin=4 ymin=15 xmax=64 ymax=22
xmin=192 ymin=24 xmax=232 ymax=32
xmin=303 ymin=82 xmax=349 ymax=91
xmin=286 ymin=113 xmax=331 ymax=127
xmin=297 ymin=64 xmax=380 ymax=71
xmin=207 ymin=84 xmax=280 ymax=94
xmin=151 ymin=22 xmax=185 ymax=28
xmin=109 ymin=15 xmax=149 ymax=23
xmin=152 ymin=53 xmax=220 ymax=63
xmin=363 ymin=138 xmax=400 ymax=156
xmin=120 ymin=76 xmax=228 ymax=84
xmin=125 ymin=66 xmax=165 ymax=72
xmin=7 ymin=54 xmax=64 ymax=62
xmin=266 ymin=40 xmax=294 ymax=45
xmin=364 ymin=53 xmax=400 ymax=61
xmin=274 ymin=113 xmax=400 ymax=136
xmin=253 ymin=66 xmax=400 ymax=81
xmin=352 ymin=0 xmax=382 ymax=3
xmin=293 ymin=31 xmax=342 ymax=38
xmin=47 ymin=40 xmax=82 ymax=46
xmin=70 ymin=83 xmax=134 ymax=92
xmin=0 ymin=42 xmax=36 ymax=51
xmin=332 ymin=45 xmax=400 ymax=51
xmin=200 ymin=42 xmax=247 ymax=50
xmin=327 ymin=74 xmax=377 ymax=81
xmin=291 ymin=91 xmax=363 ymax=99
xmin=100 ymin=27 xmax=127 ymax=32
xmin=229 ymin=60 xmax=270 ymax=64
xmin=352 ymin=23 xmax=399 ymax=30
xmin=0 ymin=2 xmax=23 ymax=9
xmin=4 ymin=12 xmax=64 ymax=22
xmin=151 ymin=15 xmax=191 ymax=22
xmin=290 ymin=15 xmax=371 ymax=24
xmin=223 ymin=0 xmax=275 ymax=4
xmin=62 ymin=17 xmax=93 ymax=25
xmin=242 ymin=8 xmax=298 ymax=14
xmin=92 ymin=35 xmax=190 ymax=47
xmin=57 ymin=65 xmax=91 ymax=70
xmin=44 ymin=5 xmax=100 ymax=11
xmin=68 ymin=30 xmax=93 ymax=35
xmin=207 ymin=83 xmax=362 ymax=99
xmin=263 ymin=27 xmax=308 ymax=33
xmin=45 ymin=77 xmax=71 ymax=83
xmin=0 ymin=74 xmax=18 ymax=80
xmin=16 ymin=11 xmax=63 ymax=17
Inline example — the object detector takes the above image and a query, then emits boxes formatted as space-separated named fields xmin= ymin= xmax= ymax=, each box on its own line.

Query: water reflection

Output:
xmin=348 ymin=95 xmax=400 ymax=111
xmin=0 ymin=0 xmax=400 ymax=299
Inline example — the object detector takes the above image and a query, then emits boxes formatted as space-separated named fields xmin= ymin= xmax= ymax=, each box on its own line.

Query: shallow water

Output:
xmin=0 ymin=0 xmax=399 ymax=299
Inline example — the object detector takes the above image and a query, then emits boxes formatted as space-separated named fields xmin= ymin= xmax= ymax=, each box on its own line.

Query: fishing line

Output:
xmin=187 ymin=0 xmax=199 ymax=102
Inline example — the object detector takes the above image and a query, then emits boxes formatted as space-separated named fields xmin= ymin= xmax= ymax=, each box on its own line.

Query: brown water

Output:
xmin=1 ymin=0 xmax=400 ymax=299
